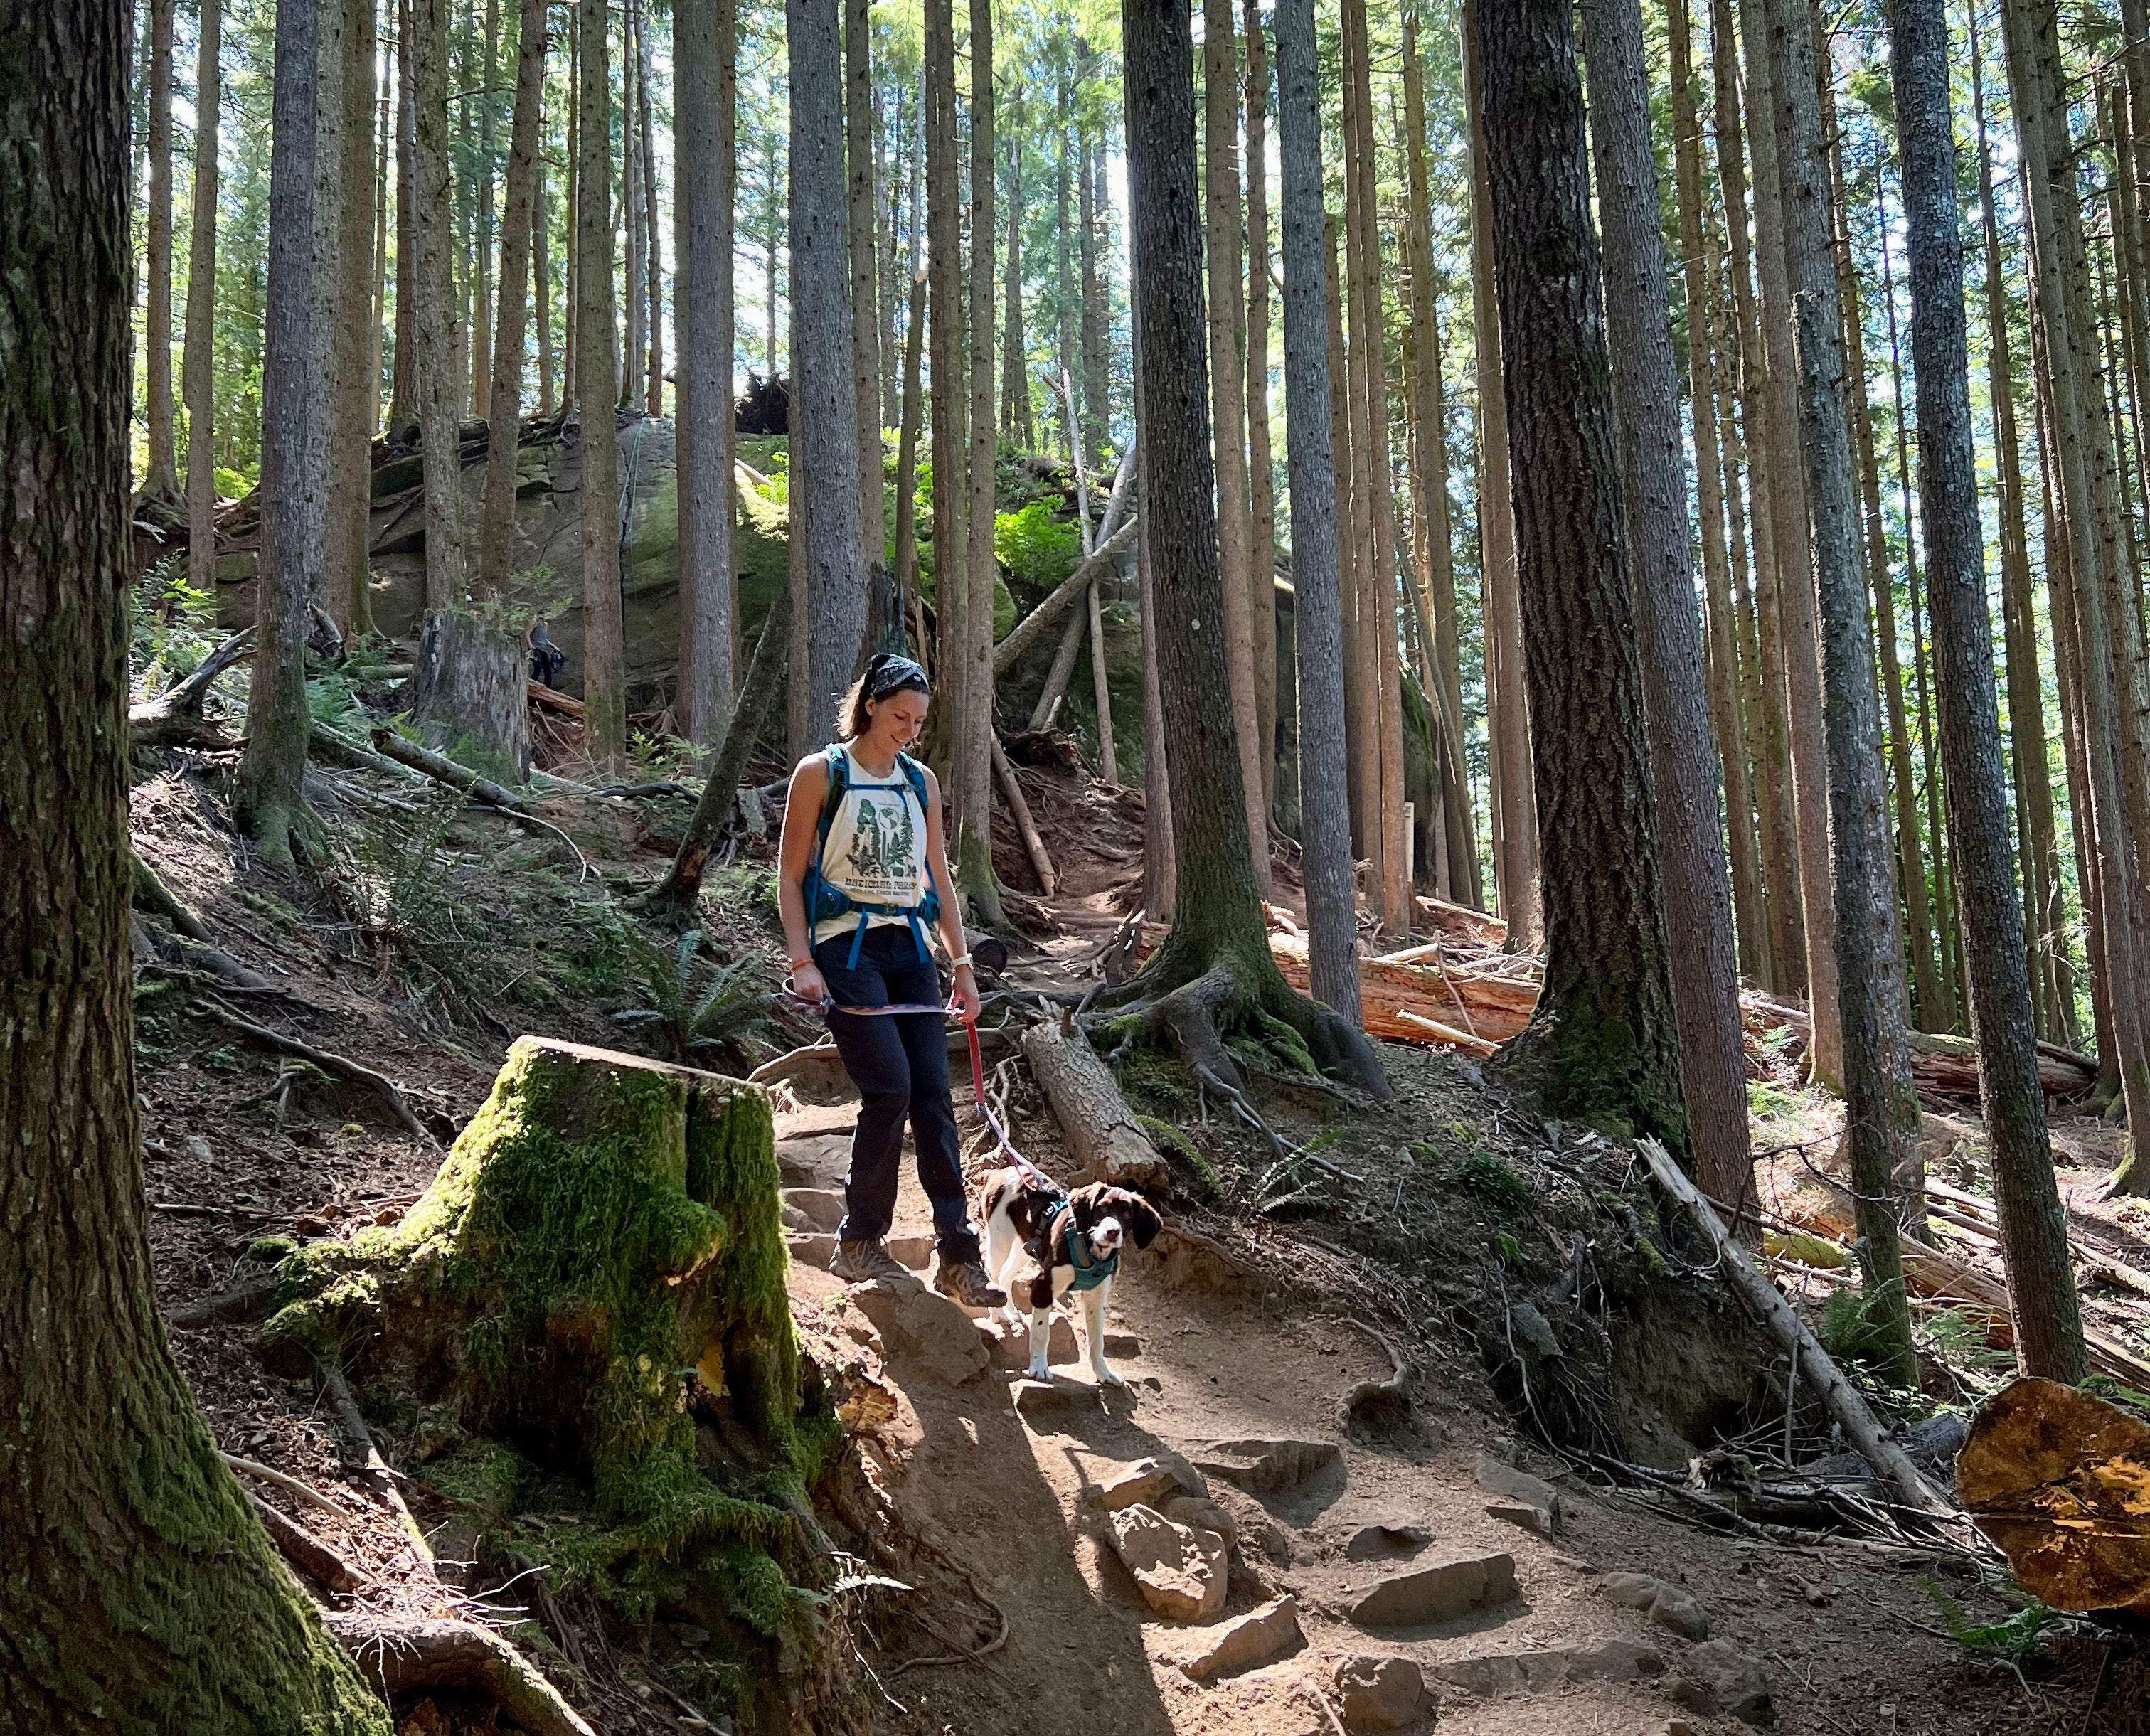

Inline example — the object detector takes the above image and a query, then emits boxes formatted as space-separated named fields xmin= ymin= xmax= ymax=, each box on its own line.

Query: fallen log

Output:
xmin=368 ymin=725 xmax=533 ymax=814
xmin=248 ymin=1491 xmax=369 ymax=1594
xmin=323 ymin=1614 xmax=597 ymax=1736
xmin=1959 ymin=1376 xmax=2150 ymax=1617
xmin=1639 ymin=1136 xmax=1958 ymax=1518
xmin=1020 ymin=1016 xmax=1170 ymax=1193
xmin=1776 ymin=1188 xmax=2150 ymax=1388
xmin=991 ymin=734 xmax=1058 ymax=895
xmin=129 ymin=625 xmax=255 ymax=748
xmin=130 ymin=848 xmax=211 ymax=942
xmin=990 ymin=515 xmax=1141 ymax=678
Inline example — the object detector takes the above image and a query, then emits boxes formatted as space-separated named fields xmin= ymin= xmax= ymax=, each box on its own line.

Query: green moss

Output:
xmin=1137 ymin=1114 xmax=1218 ymax=1193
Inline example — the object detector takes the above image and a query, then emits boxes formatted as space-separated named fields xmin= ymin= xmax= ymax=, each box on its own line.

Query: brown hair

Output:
xmin=837 ymin=652 xmax=931 ymax=741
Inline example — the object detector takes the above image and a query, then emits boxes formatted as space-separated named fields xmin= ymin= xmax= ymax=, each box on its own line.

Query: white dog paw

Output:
xmin=1027 ymin=1360 xmax=1050 ymax=1381
xmin=1095 ymin=1364 xmax=1127 ymax=1389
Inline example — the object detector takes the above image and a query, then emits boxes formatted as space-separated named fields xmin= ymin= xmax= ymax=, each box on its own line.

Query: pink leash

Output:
xmin=782 ymin=981 xmax=1058 ymax=1191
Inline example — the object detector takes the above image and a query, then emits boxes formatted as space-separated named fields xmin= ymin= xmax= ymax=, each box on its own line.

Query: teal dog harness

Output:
xmin=1038 ymin=1197 xmax=1118 ymax=1292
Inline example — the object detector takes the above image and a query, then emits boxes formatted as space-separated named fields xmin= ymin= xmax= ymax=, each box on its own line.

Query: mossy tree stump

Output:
xmin=263 ymin=1039 xmax=841 ymax=1705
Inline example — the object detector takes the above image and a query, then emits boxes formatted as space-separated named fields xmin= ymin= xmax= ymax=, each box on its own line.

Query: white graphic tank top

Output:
xmin=811 ymin=752 xmax=933 ymax=947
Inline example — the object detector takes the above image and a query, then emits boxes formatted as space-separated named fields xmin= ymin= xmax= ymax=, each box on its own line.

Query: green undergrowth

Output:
xmin=260 ymin=1039 xmax=841 ymax=1710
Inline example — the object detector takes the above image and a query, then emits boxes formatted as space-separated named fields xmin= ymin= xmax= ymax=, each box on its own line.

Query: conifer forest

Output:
xmin=21 ymin=0 xmax=2150 ymax=1722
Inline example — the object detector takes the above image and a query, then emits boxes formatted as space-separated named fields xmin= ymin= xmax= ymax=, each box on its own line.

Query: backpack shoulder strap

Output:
xmin=815 ymin=745 xmax=849 ymax=845
xmin=896 ymin=751 xmax=931 ymax=811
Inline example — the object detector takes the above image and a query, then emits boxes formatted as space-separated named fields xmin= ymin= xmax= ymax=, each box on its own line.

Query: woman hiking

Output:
xmin=778 ymin=651 xmax=1006 ymax=1309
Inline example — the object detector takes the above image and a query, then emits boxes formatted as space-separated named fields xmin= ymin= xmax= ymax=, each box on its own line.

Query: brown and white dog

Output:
xmin=979 ymin=1172 xmax=1162 ymax=1385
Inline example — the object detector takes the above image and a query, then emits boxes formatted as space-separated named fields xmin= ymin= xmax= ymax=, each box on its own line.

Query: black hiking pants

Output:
xmin=816 ymin=925 xmax=982 ymax=1266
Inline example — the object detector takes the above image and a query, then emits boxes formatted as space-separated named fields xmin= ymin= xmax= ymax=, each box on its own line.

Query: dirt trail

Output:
xmin=774 ymin=1038 xmax=2038 ymax=1736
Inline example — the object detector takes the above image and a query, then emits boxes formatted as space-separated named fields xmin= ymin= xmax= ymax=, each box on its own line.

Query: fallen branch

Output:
xmin=368 ymin=725 xmax=534 ymax=814
xmin=166 ymin=1272 xmax=283 ymax=1330
xmin=220 ymin=1451 xmax=349 ymax=1520
xmin=248 ymin=1490 xmax=371 ymax=1594
xmin=129 ymin=626 xmax=255 ymax=747
xmin=309 ymin=723 xmax=428 ymax=784
xmin=130 ymin=849 xmax=211 ymax=942
xmin=1638 ymin=1137 xmax=1958 ymax=1520
xmin=1395 ymin=1007 xmax=1499 ymax=1057
xmin=324 ymin=1613 xmax=597 ymax=1736
xmin=193 ymin=1001 xmax=434 ymax=1144
xmin=990 ymin=735 xmax=1057 ymax=895
xmin=316 ymin=1361 xmax=433 ymax=1561
xmin=990 ymin=515 xmax=1141 ymax=678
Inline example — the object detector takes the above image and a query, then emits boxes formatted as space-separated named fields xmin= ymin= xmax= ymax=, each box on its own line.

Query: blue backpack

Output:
xmin=804 ymin=744 xmax=943 ymax=967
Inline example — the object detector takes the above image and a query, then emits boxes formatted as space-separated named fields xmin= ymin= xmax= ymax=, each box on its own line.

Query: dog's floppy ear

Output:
xmin=1123 ymin=1193 xmax=1163 ymax=1250
xmin=1066 ymin=1181 xmax=1107 ymax=1230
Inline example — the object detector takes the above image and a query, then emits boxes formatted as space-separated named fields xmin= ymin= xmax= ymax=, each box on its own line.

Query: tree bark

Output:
xmin=411 ymin=0 xmax=464 ymax=614
xmin=534 ymin=145 xmax=555 ymax=415
xmin=1463 ymin=0 xmax=1540 ymax=952
xmin=1243 ymin=0 xmax=1279 ymax=826
xmin=474 ymin=0 xmax=499 ymax=424
xmin=1667 ymin=0 xmax=1760 ymax=983
xmin=184 ymin=0 xmax=222 ymax=601
xmin=1476 ymin=0 xmax=1688 ymax=1151
xmin=1888 ymin=0 xmax=2086 ymax=1382
xmin=1080 ymin=131 xmax=1110 ymax=470
xmin=848 ymin=0 xmax=886 ymax=602
xmin=330 ymin=0 xmax=378 ymax=634
xmin=2003 ymin=0 xmax=2150 ymax=1186
xmin=477 ymin=0 xmax=546 ymax=604
xmin=1742 ymin=0 xmax=1842 ymax=1086
xmin=1274 ymin=0 xmax=1361 ymax=1023
xmin=1123 ymin=0 xmax=1382 ymax=1092
xmin=1760 ymin=0 xmax=1919 ymax=1378
xmin=1710 ymin=0 xmax=1802 ymax=996
xmin=576 ymin=0 xmax=625 ymax=768
xmin=238 ymin=0 xmax=345 ymax=866
xmin=1580 ymin=0 xmax=1753 ymax=1206
xmin=1971 ymin=14 xmax=2074 ymax=1047
xmin=144 ymin=0 xmax=180 ymax=500
xmin=924 ymin=0 xmax=967 ymax=785
xmin=1001 ymin=129 xmax=1033 ymax=448
xmin=1328 ymin=218 xmax=1366 ymax=861
xmin=1204 ymin=0 xmax=1270 ymax=895
xmin=0 ymin=7 xmax=387 ymax=1720
xmin=960 ymin=0 xmax=1003 ymax=922
xmin=637 ymin=0 xmax=661 ymax=415
xmin=621 ymin=4 xmax=646 ymax=412
xmin=893 ymin=271 xmax=926 ymax=648
xmin=677 ymin=0 xmax=739 ymax=745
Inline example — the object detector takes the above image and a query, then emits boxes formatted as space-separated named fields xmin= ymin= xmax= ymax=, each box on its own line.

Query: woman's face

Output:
xmin=866 ymin=688 xmax=929 ymax=752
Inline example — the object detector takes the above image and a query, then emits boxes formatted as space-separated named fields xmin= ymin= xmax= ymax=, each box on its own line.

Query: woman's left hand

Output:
xmin=949 ymin=964 xmax=981 ymax=1025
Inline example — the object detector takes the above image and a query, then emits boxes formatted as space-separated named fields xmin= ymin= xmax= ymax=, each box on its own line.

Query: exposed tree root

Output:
xmin=249 ymin=1491 xmax=371 ymax=1594
xmin=323 ymin=1614 xmax=597 ymax=1736
xmin=192 ymin=1001 xmax=436 ymax=1144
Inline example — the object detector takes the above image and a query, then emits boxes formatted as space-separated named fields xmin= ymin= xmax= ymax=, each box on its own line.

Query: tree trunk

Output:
xmin=2004 ymin=0 xmax=2150 ymax=1186
xmin=924 ymin=0 xmax=967 ymax=784
xmin=848 ymin=0 xmax=885 ymax=593
xmin=577 ymin=0 xmax=625 ymax=768
xmin=144 ymin=0 xmax=180 ymax=500
xmin=1001 ymin=129 xmax=1033 ymax=449
xmin=371 ymin=42 xmax=389 ymax=435
xmin=1121 ymin=0 xmax=1383 ymax=1092
xmin=1669 ymin=0 xmax=1761 ymax=983
xmin=1463 ymin=0 xmax=1540 ymax=952
xmin=392 ymin=7 xmax=417 ymax=430
xmin=408 ymin=609 xmax=531 ymax=772
xmin=474 ymin=0 xmax=499 ymax=424
xmin=1580 ymin=0 xmax=1753 ymax=1205
xmin=677 ymin=0 xmax=738 ymax=745
xmin=1888 ymin=0 xmax=2086 ymax=1383
xmin=1760 ymin=0 xmax=1918 ymax=1378
xmin=1972 ymin=15 xmax=2074 ymax=1046
xmin=1401 ymin=12 xmax=1478 ymax=912
xmin=893 ymin=271 xmax=925 ymax=648
xmin=1328 ymin=218 xmax=1367 ymax=860
xmin=1204 ymin=0 xmax=1270 ymax=896
xmin=1080 ymin=134 xmax=1110 ymax=470
xmin=477 ymin=0 xmax=546 ymax=605
xmin=1056 ymin=69 xmax=1078 ymax=457
xmin=238 ymin=0 xmax=345 ymax=867
xmin=1 ymin=16 xmax=384 ymax=1720
xmin=1088 ymin=533 xmax=1119 ymax=782
xmin=637 ymin=0 xmax=661 ymax=415
xmin=1243 ymin=0 xmax=1279 ymax=826
xmin=620 ymin=4 xmax=646 ymax=412
xmin=1711 ymin=0 xmax=1802 ymax=996
xmin=329 ymin=0 xmax=378 ymax=634
xmin=1137 ymin=393 xmax=1176 ymax=913
xmin=562 ymin=11 xmax=578 ymax=408
xmin=1742 ymin=0 xmax=1843 ymax=1087
xmin=1021 ymin=1020 xmax=1171 ymax=1191
xmin=1267 ymin=75 xmax=1358 ymax=1024
xmin=959 ymin=0 xmax=1003 ymax=924
xmin=184 ymin=0 xmax=223 ymax=601
xmin=1476 ymin=0 xmax=1688 ymax=1151
xmin=534 ymin=147 xmax=555 ymax=415
xmin=411 ymin=0 xmax=464 ymax=614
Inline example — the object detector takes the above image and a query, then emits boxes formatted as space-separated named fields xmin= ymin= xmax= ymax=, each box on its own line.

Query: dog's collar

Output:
xmin=1035 ymin=1197 xmax=1118 ymax=1292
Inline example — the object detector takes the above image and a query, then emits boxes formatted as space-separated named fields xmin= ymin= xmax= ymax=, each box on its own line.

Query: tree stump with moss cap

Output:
xmin=259 ymin=1038 xmax=845 ymax=1723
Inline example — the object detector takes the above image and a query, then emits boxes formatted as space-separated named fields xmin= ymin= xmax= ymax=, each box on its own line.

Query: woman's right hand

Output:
xmin=789 ymin=961 xmax=831 ymax=1007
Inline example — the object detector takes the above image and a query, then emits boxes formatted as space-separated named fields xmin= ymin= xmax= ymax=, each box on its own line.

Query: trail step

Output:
xmin=1191 ymin=1437 xmax=1342 ymax=1496
xmin=1108 ymin=1503 xmax=1228 ymax=1621
xmin=1432 ymin=1638 xmax=1662 ymax=1699
xmin=1011 ymin=1376 xmax=1103 ymax=1426
xmin=1334 ymin=1654 xmax=1430 ymax=1731
xmin=1348 ymin=1550 xmax=1518 ymax=1630
xmin=1179 ymin=1594 xmax=1301 ymax=1681
xmin=783 ymin=1187 xmax=846 ymax=1232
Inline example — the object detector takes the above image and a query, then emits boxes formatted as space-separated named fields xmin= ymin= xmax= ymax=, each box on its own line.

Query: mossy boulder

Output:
xmin=263 ymin=1038 xmax=843 ymax=1729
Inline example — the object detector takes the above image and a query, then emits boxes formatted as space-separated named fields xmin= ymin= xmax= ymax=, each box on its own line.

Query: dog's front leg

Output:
xmin=1026 ymin=1309 xmax=1052 ymax=1381
xmin=1084 ymin=1283 xmax=1122 ymax=1387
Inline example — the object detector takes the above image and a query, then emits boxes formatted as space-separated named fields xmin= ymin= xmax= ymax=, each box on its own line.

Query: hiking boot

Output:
xmin=829 ymin=1238 xmax=908 ymax=1284
xmin=932 ymin=1260 xmax=1006 ymax=1310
